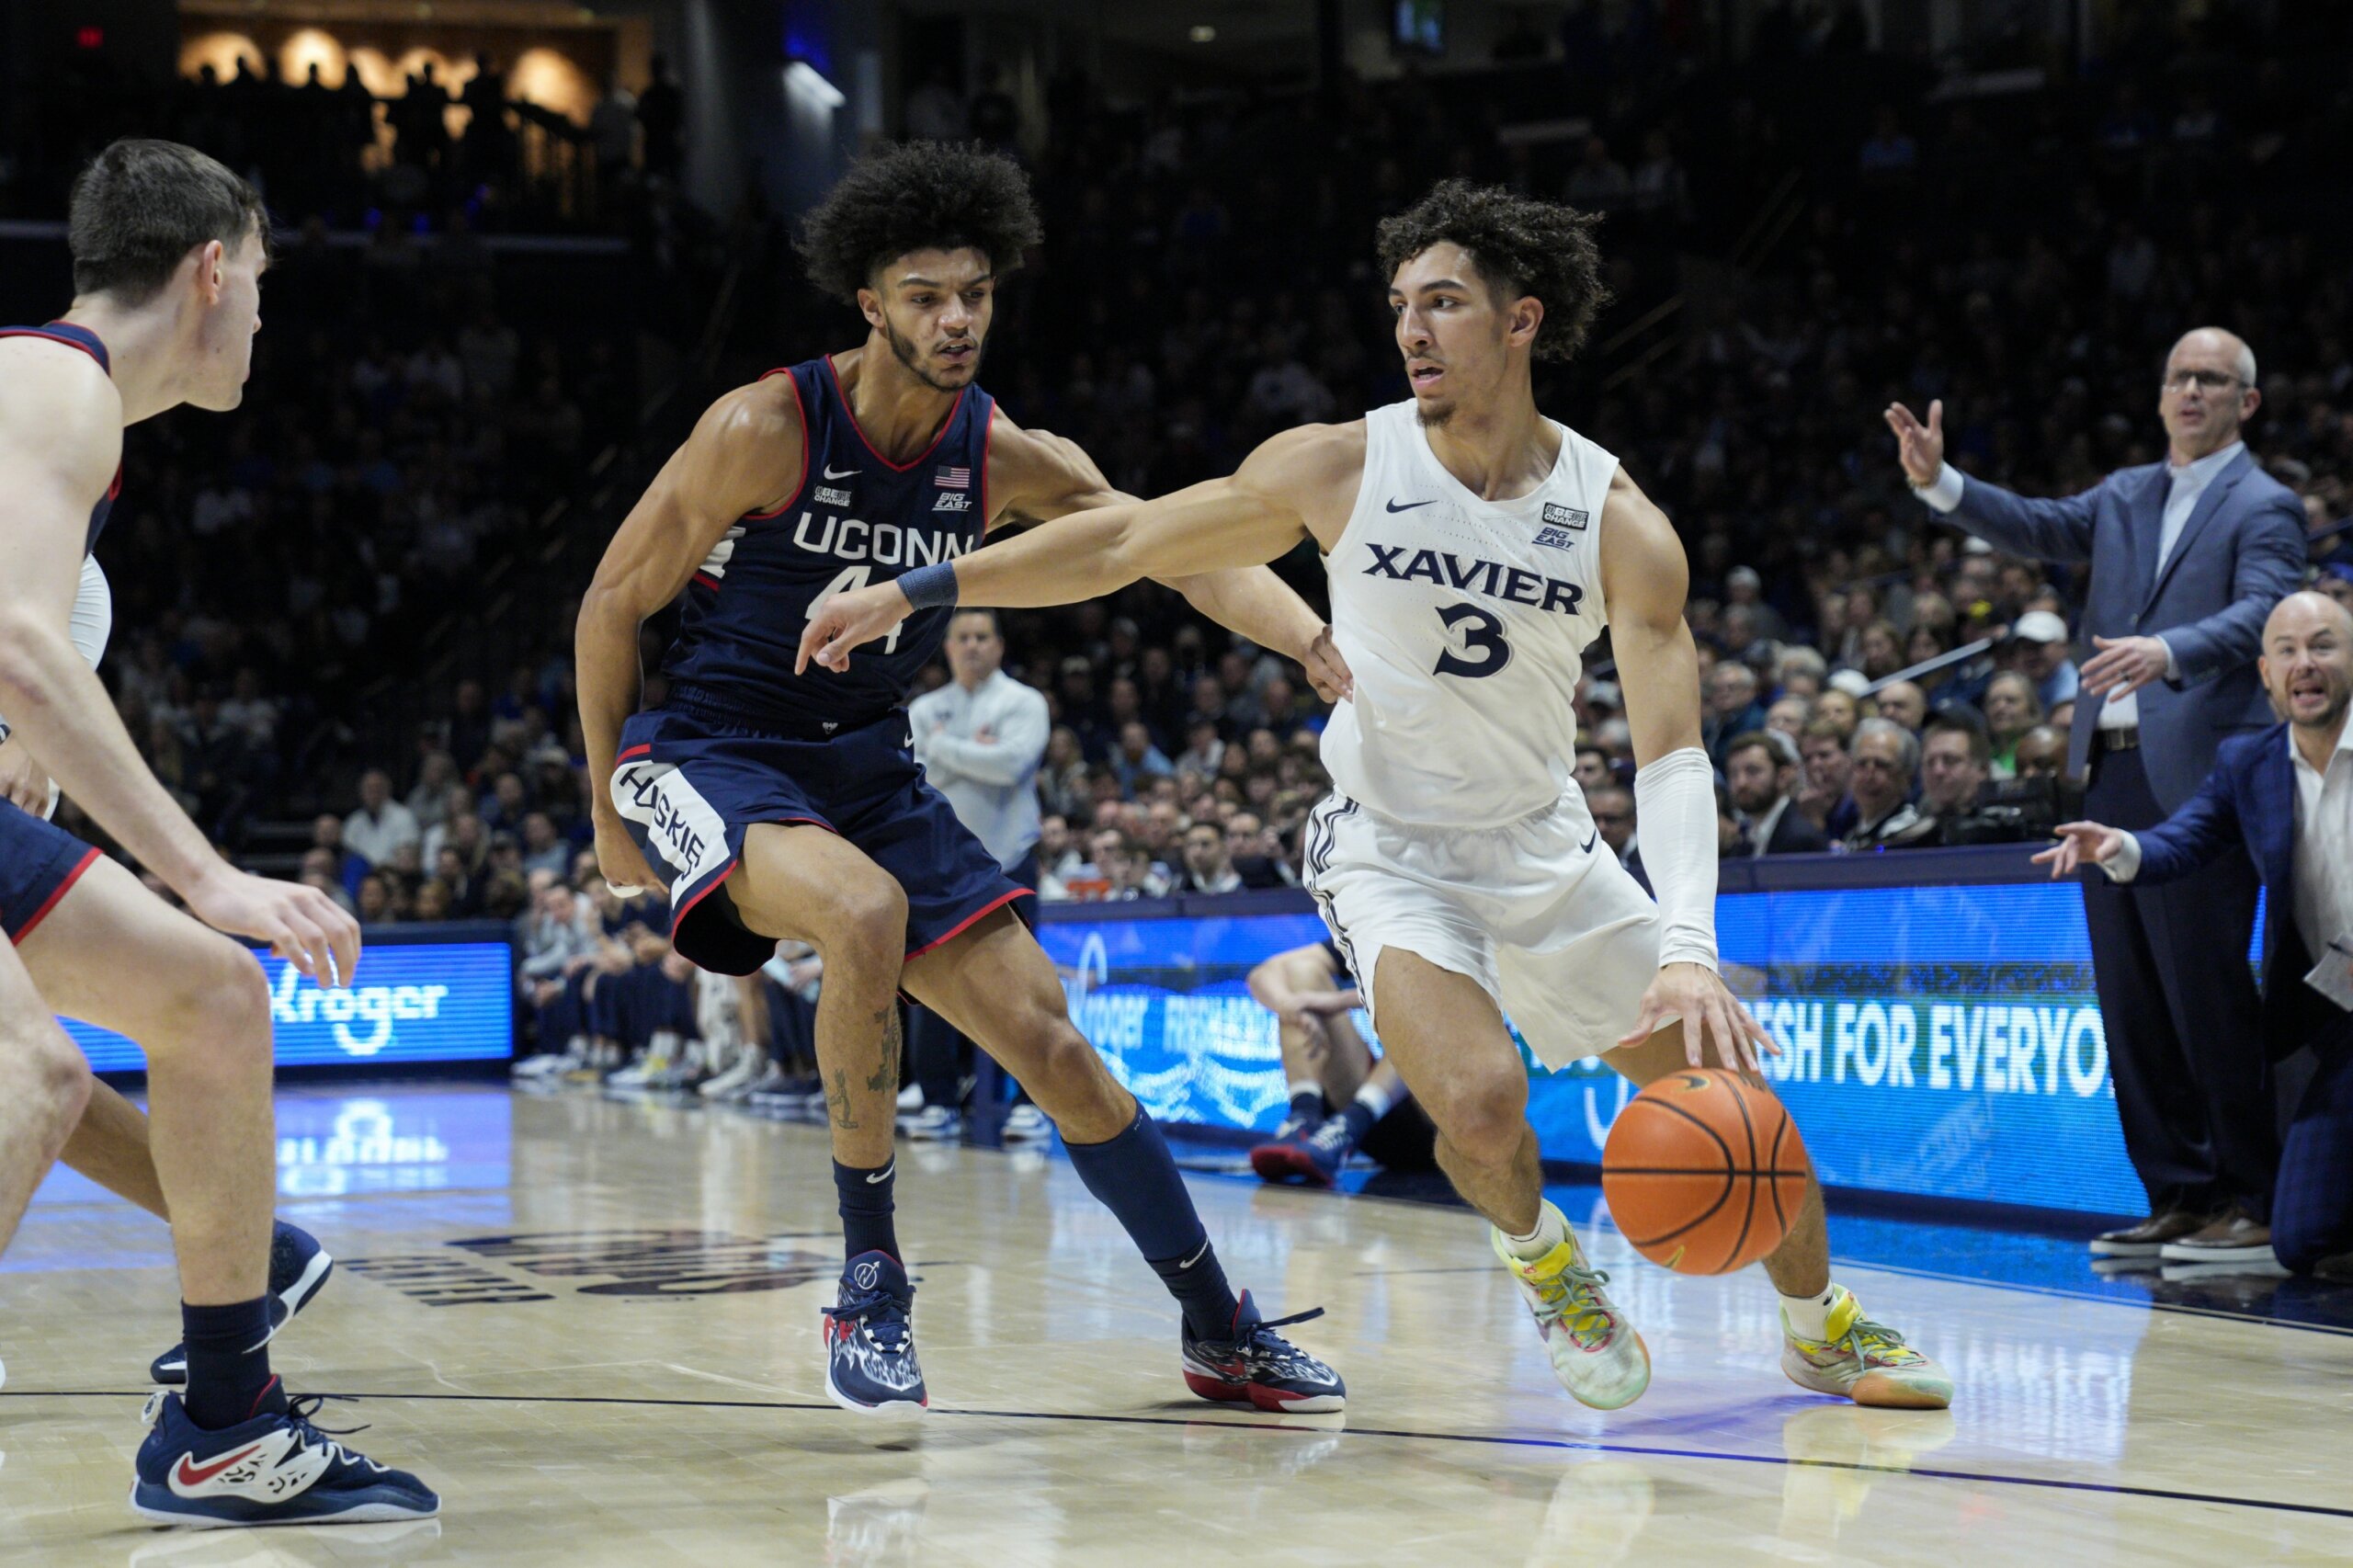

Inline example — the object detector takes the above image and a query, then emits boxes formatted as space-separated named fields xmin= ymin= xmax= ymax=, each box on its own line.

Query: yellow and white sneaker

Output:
xmin=1780 ymin=1286 xmax=1952 ymax=1409
xmin=1493 ymin=1202 xmax=1651 ymax=1411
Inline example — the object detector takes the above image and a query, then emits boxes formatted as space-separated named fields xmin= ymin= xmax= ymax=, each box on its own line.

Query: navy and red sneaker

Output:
xmin=1248 ymin=1118 xmax=1356 ymax=1188
xmin=152 ymin=1221 xmax=335 ymax=1385
xmin=1180 ymin=1291 xmax=1346 ymax=1413
xmin=823 ymin=1251 xmax=926 ymax=1415
xmin=131 ymin=1383 xmax=438 ymax=1527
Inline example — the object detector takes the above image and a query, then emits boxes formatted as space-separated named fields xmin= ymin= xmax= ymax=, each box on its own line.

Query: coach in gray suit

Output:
xmin=1886 ymin=326 xmax=2305 ymax=1257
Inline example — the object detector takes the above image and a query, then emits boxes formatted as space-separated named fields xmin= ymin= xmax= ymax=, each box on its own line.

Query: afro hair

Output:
xmin=1375 ymin=179 xmax=1611 ymax=363
xmin=797 ymin=142 xmax=1043 ymax=304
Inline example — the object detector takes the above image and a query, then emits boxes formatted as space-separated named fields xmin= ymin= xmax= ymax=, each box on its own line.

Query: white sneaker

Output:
xmin=897 ymin=1083 xmax=925 ymax=1112
xmin=1001 ymin=1104 xmax=1052 ymax=1143
xmin=700 ymin=1044 xmax=767 ymax=1099
xmin=1492 ymin=1201 xmax=1650 ymax=1410
xmin=899 ymin=1106 xmax=963 ymax=1142
xmin=1779 ymin=1286 xmax=1953 ymax=1409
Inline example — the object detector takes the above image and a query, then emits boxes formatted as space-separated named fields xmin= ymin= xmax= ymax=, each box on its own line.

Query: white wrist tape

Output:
xmin=1631 ymin=745 xmax=1720 ymax=971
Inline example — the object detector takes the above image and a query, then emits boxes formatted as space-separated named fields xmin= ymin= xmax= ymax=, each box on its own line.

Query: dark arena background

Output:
xmin=3 ymin=1 xmax=2351 ymax=1561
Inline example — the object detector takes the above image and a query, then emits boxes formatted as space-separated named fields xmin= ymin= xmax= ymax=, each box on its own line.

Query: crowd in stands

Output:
xmin=17 ymin=11 xmax=2353 ymax=1073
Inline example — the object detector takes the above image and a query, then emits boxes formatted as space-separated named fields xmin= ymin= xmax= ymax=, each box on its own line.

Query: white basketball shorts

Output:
xmin=1301 ymin=787 xmax=1664 ymax=1068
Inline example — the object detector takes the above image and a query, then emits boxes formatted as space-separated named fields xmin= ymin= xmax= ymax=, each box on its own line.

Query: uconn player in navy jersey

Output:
xmin=810 ymin=180 xmax=1955 ymax=1415
xmin=0 ymin=141 xmax=433 ymax=1525
xmin=579 ymin=145 xmax=1347 ymax=1415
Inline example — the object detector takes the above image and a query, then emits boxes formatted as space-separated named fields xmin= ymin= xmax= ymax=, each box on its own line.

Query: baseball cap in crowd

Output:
xmin=2008 ymin=610 xmax=2069 ymax=645
xmin=1826 ymin=668 xmax=1872 ymax=698
xmin=2323 ymin=561 xmax=2353 ymax=585
xmin=1961 ymin=536 xmax=1995 ymax=556
xmin=1726 ymin=565 xmax=1762 ymax=591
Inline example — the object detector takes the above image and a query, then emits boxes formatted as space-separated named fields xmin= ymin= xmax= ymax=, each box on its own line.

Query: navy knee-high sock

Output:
xmin=1066 ymin=1107 xmax=1240 ymax=1340
xmin=182 ymin=1297 xmax=287 ymax=1430
xmin=834 ymin=1158 xmax=900 ymax=1263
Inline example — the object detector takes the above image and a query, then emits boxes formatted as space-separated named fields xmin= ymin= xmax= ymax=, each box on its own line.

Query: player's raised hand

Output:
xmin=2033 ymin=821 xmax=2128 ymax=880
xmin=1619 ymin=960 xmax=1779 ymax=1076
xmin=797 ymin=581 xmax=912 ymax=674
xmin=1298 ymin=623 xmax=1354 ymax=703
xmin=1882 ymin=399 xmax=1945 ymax=488
xmin=593 ymin=808 xmax=662 ymax=899
xmin=187 ymin=866 xmax=362 ymax=989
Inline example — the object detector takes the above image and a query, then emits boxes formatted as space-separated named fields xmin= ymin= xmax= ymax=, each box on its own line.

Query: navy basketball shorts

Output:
xmin=0 ymin=796 xmax=102 ymax=944
xmin=609 ymin=705 xmax=1031 ymax=976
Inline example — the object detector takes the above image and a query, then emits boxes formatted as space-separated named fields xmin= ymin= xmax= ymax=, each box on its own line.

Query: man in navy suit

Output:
xmin=2038 ymin=593 xmax=2353 ymax=1279
xmin=1887 ymin=327 xmax=2307 ymax=1257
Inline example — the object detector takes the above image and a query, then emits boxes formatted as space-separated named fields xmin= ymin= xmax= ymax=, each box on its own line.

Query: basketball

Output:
xmin=1602 ymin=1070 xmax=1812 ymax=1276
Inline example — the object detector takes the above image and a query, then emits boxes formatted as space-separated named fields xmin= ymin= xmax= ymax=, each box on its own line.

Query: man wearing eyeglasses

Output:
xmin=1884 ymin=327 xmax=2305 ymax=1265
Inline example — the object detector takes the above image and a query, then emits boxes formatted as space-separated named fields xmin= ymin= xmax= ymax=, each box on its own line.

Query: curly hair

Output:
xmin=1374 ymin=179 xmax=1610 ymax=363
xmin=797 ymin=142 xmax=1043 ymax=303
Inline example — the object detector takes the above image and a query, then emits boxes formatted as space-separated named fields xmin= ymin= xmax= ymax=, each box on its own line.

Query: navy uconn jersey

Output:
xmin=659 ymin=355 xmax=995 ymax=732
xmin=1 ymin=323 xmax=120 ymax=551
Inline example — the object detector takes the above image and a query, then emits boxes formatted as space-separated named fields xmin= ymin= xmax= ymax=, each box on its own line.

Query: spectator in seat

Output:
xmin=1843 ymin=718 xmax=1936 ymax=849
xmin=1723 ymin=730 xmax=1830 ymax=856
xmin=1795 ymin=715 xmax=1860 ymax=839
xmin=1178 ymin=821 xmax=1243 ymax=894
xmin=2013 ymin=724 xmax=2070 ymax=780
xmin=1873 ymin=679 xmax=1929 ymax=734
xmin=1222 ymin=812 xmax=1294 ymax=890
xmin=1983 ymin=671 xmax=2045 ymax=778
xmin=2008 ymin=609 xmax=2082 ymax=718
xmin=1919 ymin=710 xmax=1994 ymax=823
xmin=343 ymin=768 xmax=420 ymax=869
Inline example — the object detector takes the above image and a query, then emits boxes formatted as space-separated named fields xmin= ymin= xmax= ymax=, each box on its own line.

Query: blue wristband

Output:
xmin=898 ymin=561 xmax=960 ymax=611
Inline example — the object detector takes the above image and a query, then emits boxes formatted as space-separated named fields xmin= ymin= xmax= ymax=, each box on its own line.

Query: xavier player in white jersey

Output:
xmin=805 ymin=180 xmax=1953 ymax=1412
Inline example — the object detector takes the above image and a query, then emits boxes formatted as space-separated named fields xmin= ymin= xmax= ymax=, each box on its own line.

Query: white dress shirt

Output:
xmin=1914 ymin=442 xmax=2242 ymax=726
xmin=2106 ymin=718 xmax=2353 ymax=962
xmin=908 ymin=669 xmax=1050 ymax=871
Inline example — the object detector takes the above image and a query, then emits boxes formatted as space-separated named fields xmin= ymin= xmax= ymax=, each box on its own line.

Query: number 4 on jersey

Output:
xmin=810 ymin=566 xmax=903 ymax=655
xmin=1433 ymin=602 xmax=1511 ymax=678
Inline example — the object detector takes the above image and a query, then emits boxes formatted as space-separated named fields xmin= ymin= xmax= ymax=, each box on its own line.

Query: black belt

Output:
xmin=2093 ymin=725 xmax=2140 ymax=755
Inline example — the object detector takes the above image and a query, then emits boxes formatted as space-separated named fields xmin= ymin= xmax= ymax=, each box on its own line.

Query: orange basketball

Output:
xmin=1601 ymin=1068 xmax=1812 ymax=1276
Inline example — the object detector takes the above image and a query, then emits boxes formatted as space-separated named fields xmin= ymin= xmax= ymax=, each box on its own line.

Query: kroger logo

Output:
xmin=269 ymin=967 xmax=451 ymax=1058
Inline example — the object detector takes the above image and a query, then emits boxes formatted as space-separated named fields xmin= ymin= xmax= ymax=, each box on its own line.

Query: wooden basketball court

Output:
xmin=4 ymin=1083 xmax=2348 ymax=1564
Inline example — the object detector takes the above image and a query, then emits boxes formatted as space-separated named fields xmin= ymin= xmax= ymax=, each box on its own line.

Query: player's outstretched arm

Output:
xmin=983 ymin=421 xmax=1352 ymax=700
xmin=577 ymin=381 xmax=802 ymax=892
xmin=0 ymin=347 xmax=357 ymax=983
xmin=1597 ymin=472 xmax=1778 ymax=1075
xmin=800 ymin=424 xmax=1356 ymax=673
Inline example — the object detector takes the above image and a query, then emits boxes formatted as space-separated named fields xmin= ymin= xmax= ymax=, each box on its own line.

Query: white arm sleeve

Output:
xmin=1631 ymin=746 xmax=1720 ymax=971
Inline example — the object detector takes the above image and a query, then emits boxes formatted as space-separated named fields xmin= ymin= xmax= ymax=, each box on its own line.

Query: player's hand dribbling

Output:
xmin=1297 ymin=623 xmax=1354 ymax=704
xmin=594 ymin=808 xmax=662 ymax=900
xmin=1619 ymin=961 xmax=1779 ymax=1076
xmin=798 ymin=583 xmax=910 ymax=675
xmin=1882 ymin=399 xmax=1947 ymax=488
xmin=187 ymin=866 xmax=361 ymax=988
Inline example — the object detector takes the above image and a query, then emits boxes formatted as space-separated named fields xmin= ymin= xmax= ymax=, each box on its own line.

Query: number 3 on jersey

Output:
xmin=811 ymin=566 xmax=904 ymax=655
xmin=1432 ymin=602 xmax=1511 ymax=679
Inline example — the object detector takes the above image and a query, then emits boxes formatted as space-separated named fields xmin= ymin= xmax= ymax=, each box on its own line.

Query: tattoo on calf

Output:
xmin=866 ymin=1006 xmax=902 ymax=1096
xmin=827 ymin=1069 xmax=859 ymax=1131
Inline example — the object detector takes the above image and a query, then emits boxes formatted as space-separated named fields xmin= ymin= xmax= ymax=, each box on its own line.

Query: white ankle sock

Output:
xmin=1502 ymin=1204 xmax=1565 ymax=1261
xmin=1287 ymin=1078 xmax=1323 ymax=1105
xmin=1780 ymin=1284 xmax=1841 ymax=1340
xmin=1352 ymin=1080 xmax=1398 ymax=1120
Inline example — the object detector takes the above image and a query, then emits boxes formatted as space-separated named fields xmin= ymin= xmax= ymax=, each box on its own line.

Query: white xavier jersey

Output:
xmin=1318 ymin=400 xmax=1617 ymax=829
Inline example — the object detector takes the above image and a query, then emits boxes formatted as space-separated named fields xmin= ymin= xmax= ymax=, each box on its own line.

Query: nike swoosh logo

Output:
xmin=174 ymin=1442 xmax=266 ymax=1488
xmin=866 ymin=1161 xmax=895 ymax=1185
xmin=824 ymin=465 xmax=858 ymax=480
xmin=1579 ymin=830 xmax=1597 ymax=854
xmin=1385 ymin=498 xmax=1437 ymax=513
xmin=1179 ymin=1239 xmax=1212 ymax=1269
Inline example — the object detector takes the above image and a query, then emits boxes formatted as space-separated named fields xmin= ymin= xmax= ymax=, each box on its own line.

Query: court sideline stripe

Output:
xmin=7 ymin=1388 xmax=2349 ymax=1521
